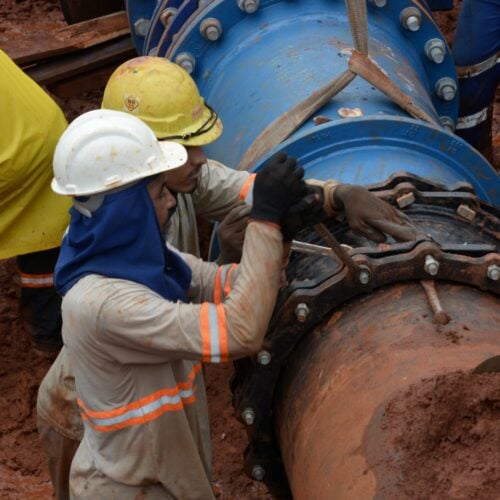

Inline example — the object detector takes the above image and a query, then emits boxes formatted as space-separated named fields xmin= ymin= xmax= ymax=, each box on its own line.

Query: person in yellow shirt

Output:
xmin=0 ymin=49 xmax=70 ymax=352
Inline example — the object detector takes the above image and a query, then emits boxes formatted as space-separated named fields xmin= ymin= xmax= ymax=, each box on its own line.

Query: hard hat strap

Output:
xmin=159 ymin=104 xmax=218 ymax=141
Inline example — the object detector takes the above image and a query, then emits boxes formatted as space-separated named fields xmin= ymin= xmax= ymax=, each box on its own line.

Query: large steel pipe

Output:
xmin=274 ymin=281 xmax=500 ymax=498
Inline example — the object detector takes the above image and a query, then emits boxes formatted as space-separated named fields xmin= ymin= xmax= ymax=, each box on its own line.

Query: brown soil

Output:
xmin=0 ymin=1 xmax=497 ymax=499
xmin=375 ymin=371 xmax=500 ymax=500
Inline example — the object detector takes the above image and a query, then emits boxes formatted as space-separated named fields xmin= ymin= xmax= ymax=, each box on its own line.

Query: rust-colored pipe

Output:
xmin=274 ymin=282 xmax=499 ymax=499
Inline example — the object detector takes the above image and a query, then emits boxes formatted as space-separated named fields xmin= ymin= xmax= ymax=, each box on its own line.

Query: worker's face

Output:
xmin=147 ymin=173 xmax=177 ymax=235
xmin=162 ymin=146 xmax=206 ymax=194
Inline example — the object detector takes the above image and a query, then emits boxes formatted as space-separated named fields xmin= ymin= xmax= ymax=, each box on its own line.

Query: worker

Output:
xmin=452 ymin=0 xmax=499 ymax=164
xmin=51 ymin=108 xmax=313 ymax=498
xmin=0 ymin=49 xmax=69 ymax=353
xmin=36 ymin=56 xmax=419 ymax=500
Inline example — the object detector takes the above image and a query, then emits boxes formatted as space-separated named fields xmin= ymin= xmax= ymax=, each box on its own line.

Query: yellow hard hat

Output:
xmin=102 ymin=56 xmax=222 ymax=146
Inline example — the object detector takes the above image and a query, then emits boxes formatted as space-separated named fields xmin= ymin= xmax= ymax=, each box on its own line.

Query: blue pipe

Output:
xmin=127 ymin=0 xmax=499 ymax=204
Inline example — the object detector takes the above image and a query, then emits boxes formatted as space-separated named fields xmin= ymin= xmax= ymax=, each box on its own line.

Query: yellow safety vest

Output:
xmin=0 ymin=49 xmax=71 ymax=259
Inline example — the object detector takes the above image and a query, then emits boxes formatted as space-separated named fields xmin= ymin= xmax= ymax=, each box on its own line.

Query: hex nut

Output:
xmin=238 ymin=0 xmax=260 ymax=14
xmin=435 ymin=77 xmax=457 ymax=101
xmin=397 ymin=192 xmax=416 ymax=208
xmin=252 ymin=465 xmax=266 ymax=481
xmin=425 ymin=39 xmax=446 ymax=64
xmin=400 ymin=7 xmax=422 ymax=31
xmin=200 ymin=18 xmax=222 ymax=41
xmin=358 ymin=268 xmax=371 ymax=285
xmin=424 ymin=255 xmax=439 ymax=276
xmin=257 ymin=350 xmax=271 ymax=365
xmin=241 ymin=407 xmax=255 ymax=425
xmin=134 ymin=18 xmax=150 ymax=37
xmin=456 ymin=204 xmax=476 ymax=221
xmin=487 ymin=265 xmax=500 ymax=281
xmin=175 ymin=52 xmax=195 ymax=74
xmin=295 ymin=303 xmax=310 ymax=323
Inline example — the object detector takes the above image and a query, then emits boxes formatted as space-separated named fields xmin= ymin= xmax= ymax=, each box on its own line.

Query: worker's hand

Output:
xmin=333 ymin=184 xmax=420 ymax=242
xmin=282 ymin=185 xmax=326 ymax=241
xmin=217 ymin=202 xmax=251 ymax=264
xmin=251 ymin=153 xmax=305 ymax=226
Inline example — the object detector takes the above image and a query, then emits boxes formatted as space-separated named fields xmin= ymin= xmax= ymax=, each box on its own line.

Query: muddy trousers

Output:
xmin=37 ymin=415 xmax=80 ymax=500
xmin=16 ymin=248 xmax=63 ymax=352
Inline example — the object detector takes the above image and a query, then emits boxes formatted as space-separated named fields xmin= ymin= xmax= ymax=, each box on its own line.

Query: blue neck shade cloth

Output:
xmin=54 ymin=178 xmax=192 ymax=302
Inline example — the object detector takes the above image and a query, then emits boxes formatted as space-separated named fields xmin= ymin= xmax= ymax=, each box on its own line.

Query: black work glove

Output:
xmin=333 ymin=184 xmax=422 ymax=242
xmin=250 ymin=153 xmax=305 ymax=225
xmin=282 ymin=185 xmax=326 ymax=241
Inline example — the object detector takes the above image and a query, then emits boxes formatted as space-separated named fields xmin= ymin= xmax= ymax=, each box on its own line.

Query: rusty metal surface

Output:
xmin=230 ymin=176 xmax=499 ymax=495
xmin=59 ymin=0 xmax=124 ymax=24
xmin=274 ymin=282 xmax=499 ymax=499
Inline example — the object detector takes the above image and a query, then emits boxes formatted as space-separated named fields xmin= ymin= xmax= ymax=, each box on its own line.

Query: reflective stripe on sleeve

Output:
xmin=213 ymin=264 xmax=238 ymax=304
xmin=456 ymin=107 xmax=489 ymax=130
xmin=77 ymin=363 xmax=202 ymax=432
xmin=239 ymin=173 xmax=256 ymax=205
xmin=457 ymin=52 xmax=499 ymax=79
xmin=200 ymin=302 xmax=228 ymax=363
xmin=19 ymin=272 xmax=54 ymax=288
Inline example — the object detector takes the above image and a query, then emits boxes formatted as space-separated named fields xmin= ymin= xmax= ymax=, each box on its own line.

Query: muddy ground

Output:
xmin=0 ymin=0 xmax=498 ymax=499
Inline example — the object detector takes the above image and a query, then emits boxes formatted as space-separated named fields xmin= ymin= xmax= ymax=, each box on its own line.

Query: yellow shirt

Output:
xmin=0 ymin=49 xmax=70 ymax=259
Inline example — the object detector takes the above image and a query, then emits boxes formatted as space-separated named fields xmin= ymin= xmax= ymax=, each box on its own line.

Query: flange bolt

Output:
xmin=435 ymin=77 xmax=457 ymax=101
xmin=425 ymin=39 xmax=446 ymax=64
xmin=424 ymin=255 xmax=440 ymax=276
xmin=238 ymin=0 xmax=260 ymax=14
xmin=160 ymin=8 xmax=177 ymax=28
xmin=134 ymin=18 xmax=150 ymax=37
xmin=358 ymin=267 xmax=371 ymax=285
xmin=295 ymin=303 xmax=310 ymax=323
xmin=200 ymin=18 xmax=222 ymax=41
xmin=400 ymin=7 xmax=422 ymax=31
xmin=487 ymin=264 xmax=500 ymax=281
xmin=175 ymin=52 xmax=196 ymax=74
xmin=440 ymin=116 xmax=455 ymax=132
xmin=252 ymin=465 xmax=266 ymax=481
xmin=241 ymin=407 xmax=255 ymax=425
xmin=369 ymin=0 xmax=387 ymax=7
xmin=257 ymin=350 xmax=271 ymax=365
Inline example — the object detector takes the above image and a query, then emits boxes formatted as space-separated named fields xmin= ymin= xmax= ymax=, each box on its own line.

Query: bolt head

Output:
xmin=430 ymin=46 xmax=445 ymax=64
xmin=424 ymin=255 xmax=439 ymax=276
xmin=252 ymin=465 xmax=266 ymax=481
xmin=134 ymin=18 xmax=150 ymax=37
xmin=238 ymin=0 xmax=259 ymax=14
xmin=241 ymin=408 xmax=255 ymax=425
xmin=371 ymin=0 xmax=387 ymax=7
xmin=436 ymin=78 xmax=457 ymax=101
xmin=175 ymin=53 xmax=195 ymax=74
xmin=257 ymin=350 xmax=271 ymax=365
xmin=487 ymin=265 xmax=500 ymax=281
xmin=200 ymin=18 xmax=222 ymax=41
xmin=358 ymin=269 xmax=371 ymax=285
xmin=295 ymin=303 xmax=310 ymax=323
xmin=406 ymin=15 xmax=421 ymax=31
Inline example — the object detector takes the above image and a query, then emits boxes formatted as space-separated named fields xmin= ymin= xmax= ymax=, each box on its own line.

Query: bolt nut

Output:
xmin=487 ymin=264 xmax=500 ymax=281
xmin=440 ymin=116 xmax=455 ymax=132
xmin=175 ymin=52 xmax=196 ymax=74
xmin=295 ymin=303 xmax=310 ymax=323
xmin=400 ymin=7 xmax=422 ymax=31
xmin=257 ymin=350 xmax=271 ymax=365
xmin=369 ymin=0 xmax=387 ymax=6
xmin=160 ymin=8 xmax=177 ymax=28
xmin=252 ymin=464 xmax=266 ymax=481
xmin=397 ymin=192 xmax=416 ymax=208
xmin=148 ymin=46 xmax=159 ymax=57
xmin=238 ymin=0 xmax=260 ymax=14
xmin=200 ymin=18 xmax=222 ymax=41
xmin=425 ymin=38 xmax=446 ymax=64
xmin=241 ymin=407 xmax=255 ymax=426
xmin=357 ymin=267 xmax=371 ymax=285
xmin=134 ymin=18 xmax=150 ymax=37
xmin=424 ymin=255 xmax=440 ymax=276
xmin=456 ymin=204 xmax=476 ymax=221
xmin=435 ymin=77 xmax=457 ymax=101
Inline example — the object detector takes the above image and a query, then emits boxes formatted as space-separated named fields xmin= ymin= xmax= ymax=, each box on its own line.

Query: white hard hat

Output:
xmin=52 ymin=109 xmax=188 ymax=196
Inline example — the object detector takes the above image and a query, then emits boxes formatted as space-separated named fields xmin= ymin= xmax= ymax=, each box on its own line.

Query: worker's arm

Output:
xmin=94 ymin=154 xmax=305 ymax=363
xmin=192 ymin=159 xmax=254 ymax=221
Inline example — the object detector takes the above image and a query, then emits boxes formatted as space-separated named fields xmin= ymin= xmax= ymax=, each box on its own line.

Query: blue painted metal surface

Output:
xmin=127 ymin=0 xmax=499 ymax=204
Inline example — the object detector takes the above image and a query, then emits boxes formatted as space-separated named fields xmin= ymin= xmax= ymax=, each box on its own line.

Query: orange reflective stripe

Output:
xmin=200 ymin=303 xmax=212 ymax=363
xmin=19 ymin=272 xmax=54 ymax=288
xmin=83 ymin=396 xmax=196 ymax=433
xmin=217 ymin=304 xmax=228 ymax=362
xmin=77 ymin=363 xmax=202 ymax=419
xmin=224 ymin=264 xmax=238 ymax=298
xmin=214 ymin=267 xmax=223 ymax=304
xmin=238 ymin=173 xmax=256 ymax=202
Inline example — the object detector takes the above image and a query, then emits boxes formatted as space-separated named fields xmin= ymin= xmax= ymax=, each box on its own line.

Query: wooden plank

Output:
xmin=8 ymin=11 xmax=130 ymax=66
xmin=24 ymin=36 xmax=136 ymax=86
